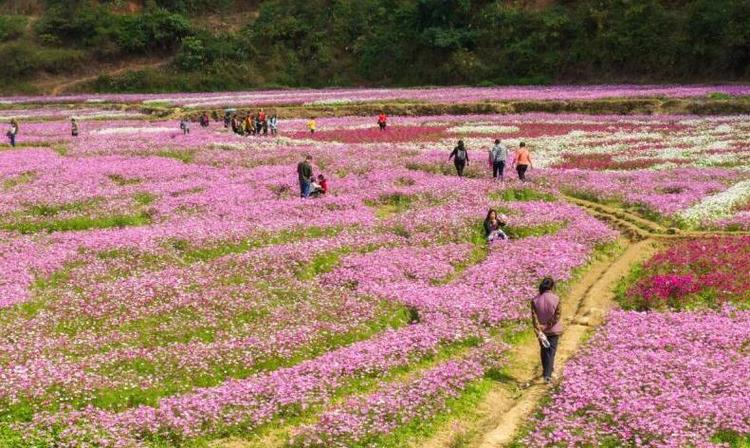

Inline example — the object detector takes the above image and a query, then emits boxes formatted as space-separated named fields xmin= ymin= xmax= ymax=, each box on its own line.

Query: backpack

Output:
xmin=493 ymin=146 xmax=506 ymax=162
xmin=456 ymin=147 xmax=467 ymax=162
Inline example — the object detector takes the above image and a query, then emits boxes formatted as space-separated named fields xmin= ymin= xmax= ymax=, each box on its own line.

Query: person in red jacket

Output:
xmin=378 ymin=112 xmax=387 ymax=131
xmin=311 ymin=174 xmax=328 ymax=197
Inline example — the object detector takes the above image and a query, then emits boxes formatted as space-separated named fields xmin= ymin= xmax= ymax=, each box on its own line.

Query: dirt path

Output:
xmin=39 ymin=59 xmax=169 ymax=96
xmin=565 ymin=195 xmax=750 ymax=239
xmin=416 ymin=238 xmax=659 ymax=448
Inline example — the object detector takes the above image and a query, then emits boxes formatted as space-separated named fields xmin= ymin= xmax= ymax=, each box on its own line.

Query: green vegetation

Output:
xmin=2 ymin=212 xmax=152 ymax=234
xmin=491 ymin=187 xmax=557 ymax=202
xmin=2 ymin=1 xmax=750 ymax=93
xmin=713 ymin=431 xmax=750 ymax=448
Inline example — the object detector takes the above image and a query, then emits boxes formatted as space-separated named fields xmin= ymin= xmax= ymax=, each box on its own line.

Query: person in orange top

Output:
xmin=514 ymin=142 xmax=532 ymax=181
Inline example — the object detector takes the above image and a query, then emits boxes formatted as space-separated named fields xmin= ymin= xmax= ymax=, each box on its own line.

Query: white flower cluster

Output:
xmin=306 ymin=98 xmax=355 ymax=106
xmin=678 ymin=180 xmax=750 ymax=225
xmin=448 ymin=125 xmax=520 ymax=134
xmin=93 ymin=127 xmax=176 ymax=135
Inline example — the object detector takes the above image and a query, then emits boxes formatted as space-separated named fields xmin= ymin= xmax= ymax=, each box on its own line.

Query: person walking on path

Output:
xmin=531 ymin=277 xmax=562 ymax=384
xmin=180 ymin=118 xmax=190 ymax=135
xmin=71 ymin=118 xmax=79 ymax=137
xmin=377 ymin=112 xmax=387 ymax=131
xmin=448 ymin=140 xmax=469 ymax=177
xmin=490 ymin=139 xmax=508 ymax=180
xmin=297 ymin=155 xmax=314 ymax=198
xmin=7 ymin=119 xmax=18 ymax=147
xmin=514 ymin=142 xmax=532 ymax=181
xmin=200 ymin=112 xmax=210 ymax=128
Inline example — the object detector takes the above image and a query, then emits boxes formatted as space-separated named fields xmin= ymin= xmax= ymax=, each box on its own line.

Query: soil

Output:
xmin=417 ymin=237 xmax=659 ymax=448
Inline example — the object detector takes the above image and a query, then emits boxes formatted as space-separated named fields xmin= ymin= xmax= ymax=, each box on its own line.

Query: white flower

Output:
xmin=678 ymin=180 xmax=750 ymax=225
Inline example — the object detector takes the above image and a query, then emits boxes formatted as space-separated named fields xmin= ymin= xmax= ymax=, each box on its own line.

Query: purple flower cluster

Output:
xmin=526 ymin=309 xmax=750 ymax=448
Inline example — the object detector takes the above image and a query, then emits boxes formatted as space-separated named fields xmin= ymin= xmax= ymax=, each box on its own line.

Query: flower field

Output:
xmin=525 ymin=237 xmax=750 ymax=448
xmin=1 ymin=90 xmax=749 ymax=447
xmin=3 ymin=85 xmax=750 ymax=108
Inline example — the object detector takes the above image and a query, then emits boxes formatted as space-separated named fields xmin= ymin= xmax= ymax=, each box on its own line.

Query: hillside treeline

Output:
xmin=1 ymin=0 xmax=749 ymax=92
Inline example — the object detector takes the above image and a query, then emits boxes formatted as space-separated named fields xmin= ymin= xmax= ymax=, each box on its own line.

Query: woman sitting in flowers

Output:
xmin=483 ymin=209 xmax=508 ymax=242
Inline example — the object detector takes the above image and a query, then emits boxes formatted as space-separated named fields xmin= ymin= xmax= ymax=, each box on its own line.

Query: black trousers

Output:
xmin=540 ymin=334 xmax=559 ymax=380
xmin=454 ymin=160 xmax=466 ymax=177
xmin=493 ymin=161 xmax=505 ymax=178
xmin=517 ymin=164 xmax=528 ymax=181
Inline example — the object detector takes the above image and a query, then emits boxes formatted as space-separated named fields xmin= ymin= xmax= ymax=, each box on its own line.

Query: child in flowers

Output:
xmin=308 ymin=118 xmax=317 ymax=134
xmin=531 ymin=277 xmax=562 ymax=384
xmin=483 ymin=209 xmax=508 ymax=241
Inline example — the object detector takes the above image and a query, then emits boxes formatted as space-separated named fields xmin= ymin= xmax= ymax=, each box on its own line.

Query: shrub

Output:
xmin=0 ymin=15 xmax=27 ymax=42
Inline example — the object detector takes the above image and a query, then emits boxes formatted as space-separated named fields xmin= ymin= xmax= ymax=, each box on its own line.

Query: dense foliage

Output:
xmin=0 ymin=0 xmax=749 ymax=91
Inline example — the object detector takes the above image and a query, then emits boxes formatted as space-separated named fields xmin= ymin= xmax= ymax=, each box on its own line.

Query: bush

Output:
xmin=0 ymin=15 xmax=27 ymax=42
xmin=0 ymin=42 xmax=86 ymax=79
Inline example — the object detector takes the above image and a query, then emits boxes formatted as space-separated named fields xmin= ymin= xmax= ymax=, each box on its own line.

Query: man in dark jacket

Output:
xmin=297 ymin=155 xmax=314 ymax=198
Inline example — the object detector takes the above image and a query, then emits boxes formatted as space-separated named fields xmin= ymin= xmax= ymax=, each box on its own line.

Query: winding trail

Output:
xmin=415 ymin=236 xmax=658 ymax=448
xmin=475 ymin=238 xmax=657 ymax=447
xmin=423 ymin=197 xmax=750 ymax=448
xmin=40 ymin=59 xmax=169 ymax=96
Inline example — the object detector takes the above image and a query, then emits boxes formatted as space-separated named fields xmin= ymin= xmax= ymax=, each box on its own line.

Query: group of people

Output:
xmin=227 ymin=109 xmax=279 ymax=136
xmin=296 ymin=155 xmax=328 ymax=198
xmin=449 ymin=139 xmax=533 ymax=181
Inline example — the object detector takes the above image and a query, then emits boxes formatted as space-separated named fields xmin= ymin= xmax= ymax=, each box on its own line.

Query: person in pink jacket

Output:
xmin=531 ymin=277 xmax=562 ymax=383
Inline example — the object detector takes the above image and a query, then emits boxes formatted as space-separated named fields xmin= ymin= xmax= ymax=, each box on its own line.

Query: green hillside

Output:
xmin=1 ymin=0 xmax=749 ymax=94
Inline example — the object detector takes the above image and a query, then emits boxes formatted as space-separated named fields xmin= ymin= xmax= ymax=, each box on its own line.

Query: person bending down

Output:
xmin=310 ymin=174 xmax=328 ymax=197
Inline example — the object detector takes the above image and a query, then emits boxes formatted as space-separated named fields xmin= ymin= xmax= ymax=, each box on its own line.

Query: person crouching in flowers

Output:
xmin=483 ymin=209 xmax=508 ymax=242
xmin=310 ymin=174 xmax=328 ymax=198
xmin=531 ymin=277 xmax=562 ymax=384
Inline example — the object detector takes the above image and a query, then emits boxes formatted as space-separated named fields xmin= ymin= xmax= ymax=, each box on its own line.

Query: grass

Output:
xmin=134 ymin=191 xmax=156 ymax=206
xmin=2 ymin=212 xmax=152 ymax=234
xmin=175 ymin=226 xmax=343 ymax=263
xmin=2 ymin=171 xmax=35 ymax=189
xmin=713 ymin=431 xmax=750 ymax=448
xmin=490 ymin=187 xmax=556 ymax=202
xmin=108 ymin=174 xmax=142 ymax=186
xmin=157 ymin=149 xmax=195 ymax=163
xmin=365 ymin=192 xmax=415 ymax=218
